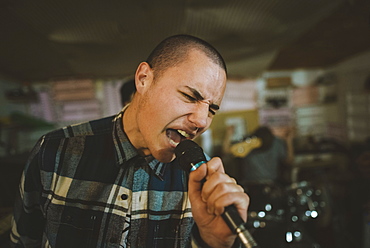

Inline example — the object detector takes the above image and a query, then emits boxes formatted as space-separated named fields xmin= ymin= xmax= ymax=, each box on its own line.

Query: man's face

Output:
xmin=133 ymin=50 xmax=226 ymax=163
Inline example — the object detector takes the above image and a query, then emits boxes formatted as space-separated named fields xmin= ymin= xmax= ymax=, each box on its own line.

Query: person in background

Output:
xmin=222 ymin=125 xmax=294 ymax=247
xmin=223 ymin=125 xmax=294 ymax=187
xmin=10 ymin=34 xmax=249 ymax=248
xmin=120 ymin=78 xmax=136 ymax=107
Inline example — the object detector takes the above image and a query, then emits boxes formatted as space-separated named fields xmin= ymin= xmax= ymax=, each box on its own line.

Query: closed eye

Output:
xmin=181 ymin=92 xmax=197 ymax=102
xmin=180 ymin=92 xmax=217 ymax=116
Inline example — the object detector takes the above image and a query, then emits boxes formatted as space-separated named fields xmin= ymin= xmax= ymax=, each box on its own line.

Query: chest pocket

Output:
xmin=45 ymin=204 xmax=98 ymax=248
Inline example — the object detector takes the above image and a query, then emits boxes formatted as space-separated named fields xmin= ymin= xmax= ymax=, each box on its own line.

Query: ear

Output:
xmin=134 ymin=62 xmax=153 ymax=94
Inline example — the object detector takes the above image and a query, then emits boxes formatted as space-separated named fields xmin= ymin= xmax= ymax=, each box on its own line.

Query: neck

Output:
xmin=122 ymin=103 xmax=151 ymax=157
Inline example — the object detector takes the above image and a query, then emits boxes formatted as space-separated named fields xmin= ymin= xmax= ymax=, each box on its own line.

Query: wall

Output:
xmin=0 ymin=75 xmax=36 ymax=156
xmin=328 ymin=50 xmax=370 ymax=142
xmin=0 ymin=76 xmax=25 ymax=116
xmin=259 ymin=49 xmax=370 ymax=146
xmin=0 ymin=77 xmax=128 ymax=157
xmin=2 ymin=49 xmax=370 ymax=157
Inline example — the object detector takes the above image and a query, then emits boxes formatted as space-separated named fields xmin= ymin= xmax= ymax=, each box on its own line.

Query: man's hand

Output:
xmin=188 ymin=157 xmax=249 ymax=248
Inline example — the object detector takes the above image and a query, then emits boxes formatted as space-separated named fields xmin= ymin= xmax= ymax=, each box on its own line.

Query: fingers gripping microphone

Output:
xmin=175 ymin=139 xmax=259 ymax=248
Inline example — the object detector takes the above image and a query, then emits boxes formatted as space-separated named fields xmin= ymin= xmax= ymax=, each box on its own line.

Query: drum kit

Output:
xmin=245 ymin=181 xmax=328 ymax=248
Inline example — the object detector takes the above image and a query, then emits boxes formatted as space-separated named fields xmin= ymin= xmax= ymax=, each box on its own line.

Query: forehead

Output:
xmin=163 ymin=50 xmax=227 ymax=103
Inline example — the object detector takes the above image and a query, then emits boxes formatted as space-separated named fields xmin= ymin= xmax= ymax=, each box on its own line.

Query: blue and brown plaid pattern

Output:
xmin=10 ymin=112 xmax=196 ymax=248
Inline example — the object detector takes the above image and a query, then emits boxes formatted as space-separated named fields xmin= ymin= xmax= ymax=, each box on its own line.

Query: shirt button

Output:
xmin=121 ymin=194 xmax=128 ymax=200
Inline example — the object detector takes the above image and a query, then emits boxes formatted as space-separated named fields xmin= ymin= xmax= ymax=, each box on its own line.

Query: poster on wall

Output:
xmin=220 ymin=79 xmax=257 ymax=112
xmin=53 ymin=79 xmax=95 ymax=101
xmin=259 ymin=107 xmax=293 ymax=128
xmin=225 ymin=116 xmax=247 ymax=142
xmin=292 ymin=85 xmax=319 ymax=107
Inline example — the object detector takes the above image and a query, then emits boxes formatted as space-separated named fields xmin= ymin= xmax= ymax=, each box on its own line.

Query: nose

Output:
xmin=188 ymin=101 xmax=210 ymax=130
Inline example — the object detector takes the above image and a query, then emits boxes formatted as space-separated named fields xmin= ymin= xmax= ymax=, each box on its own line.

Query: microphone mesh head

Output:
xmin=174 ymin=140 xmax=206 ymax=173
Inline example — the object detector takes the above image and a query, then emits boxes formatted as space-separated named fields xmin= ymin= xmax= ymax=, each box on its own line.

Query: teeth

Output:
xmin=177 ymin=130 xmax=190 ymax=138
xmin=169 ymin=139 xmax=179 ymax=146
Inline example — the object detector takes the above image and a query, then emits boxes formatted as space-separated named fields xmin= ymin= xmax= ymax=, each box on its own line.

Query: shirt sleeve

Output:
xmin=10 ymin=136 xmax=46 ymax=247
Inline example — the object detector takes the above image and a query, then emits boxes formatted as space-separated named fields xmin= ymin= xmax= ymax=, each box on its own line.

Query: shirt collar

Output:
xmin=112 ymin=109 xmax=166 ymax=180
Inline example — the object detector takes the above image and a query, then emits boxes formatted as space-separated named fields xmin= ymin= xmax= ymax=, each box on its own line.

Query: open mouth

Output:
xmin=166 ymin=129 xmax=190 ymax=147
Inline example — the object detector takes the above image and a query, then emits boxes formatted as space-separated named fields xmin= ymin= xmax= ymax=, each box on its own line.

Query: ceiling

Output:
xmin=0 ymin=0 xmax=370 ymax=82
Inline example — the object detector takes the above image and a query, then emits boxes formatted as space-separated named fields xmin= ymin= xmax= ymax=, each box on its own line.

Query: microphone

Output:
xmin=175 ymin=139 xmax=259 ymax=248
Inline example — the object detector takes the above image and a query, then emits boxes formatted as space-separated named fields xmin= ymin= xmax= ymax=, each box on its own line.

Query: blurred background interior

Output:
xmin=1 ymin=0 xmax=370 ymax=247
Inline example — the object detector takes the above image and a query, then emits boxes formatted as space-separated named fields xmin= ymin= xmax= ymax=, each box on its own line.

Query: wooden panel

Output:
xmin=266 ymin=77 xmax=291 ymax=88
xmin=53 ymin=79 xmax=95 ymax=101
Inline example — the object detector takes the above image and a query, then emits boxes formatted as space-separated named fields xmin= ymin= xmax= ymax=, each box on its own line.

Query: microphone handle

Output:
xmin=190 ymin=163 xmax=259 ymax=248
xmin=174 ymin=140 xmax=259 ymax=247
xmin=222 ymin=205 xmax=259 ymax=248
xmin=190 ymin=162 xmax=260 ymax=248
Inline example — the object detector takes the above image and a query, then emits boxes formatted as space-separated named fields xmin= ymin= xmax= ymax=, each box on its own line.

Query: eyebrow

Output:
xmin=186 ymin=86 xmax=220 ymax=110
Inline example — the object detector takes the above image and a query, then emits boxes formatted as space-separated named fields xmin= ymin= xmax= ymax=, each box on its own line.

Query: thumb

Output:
xmin=188 ymin=162 xmax=207 ymax=199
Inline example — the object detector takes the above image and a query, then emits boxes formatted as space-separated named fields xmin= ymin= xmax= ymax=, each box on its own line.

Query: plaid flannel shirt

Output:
xmin=10 ymin=111 xmax=200 ymax=248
